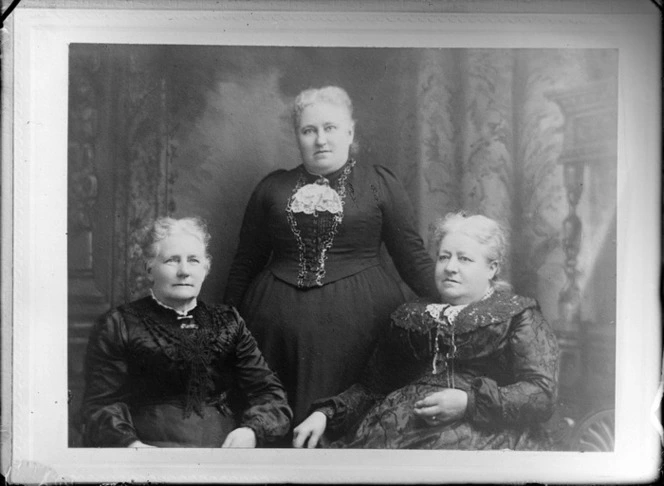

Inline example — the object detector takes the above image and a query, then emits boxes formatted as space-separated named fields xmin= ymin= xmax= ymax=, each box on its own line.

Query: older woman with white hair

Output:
xmin=224 ymin=86 xmax=438 ymax=426
xmin=81 ymin=216 xmax=292 ymax=448
xmin=294 ymin=212 xmax=559 ymax=450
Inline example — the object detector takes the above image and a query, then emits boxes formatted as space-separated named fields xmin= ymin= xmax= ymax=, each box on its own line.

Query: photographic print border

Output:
xmin=1 ymin=0 xmax=661 ymax=483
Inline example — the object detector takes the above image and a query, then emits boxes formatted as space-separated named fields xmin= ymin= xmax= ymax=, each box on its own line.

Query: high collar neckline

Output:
xmin=149 ymin=289 xmax=197 ymax=317
xmin=301 ymin=158 xmax=353 ymax=181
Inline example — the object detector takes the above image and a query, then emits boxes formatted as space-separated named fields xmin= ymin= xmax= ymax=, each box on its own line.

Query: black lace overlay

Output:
xmin=80 ymin=297 xmax=292 ymax=447
xmin=311 ymin=290 xmax=560 ymax=450
xmin=127 ymin=300 xmax=237 ymax=418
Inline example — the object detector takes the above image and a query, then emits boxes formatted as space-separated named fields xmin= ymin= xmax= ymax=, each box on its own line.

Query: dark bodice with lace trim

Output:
xmin=223 ymin=161 xmax=438 ymax=304
xmin=80 ymin=297 xmax=292 ymax=447
xmin=313 ymin=290 xmax=560 ymax=440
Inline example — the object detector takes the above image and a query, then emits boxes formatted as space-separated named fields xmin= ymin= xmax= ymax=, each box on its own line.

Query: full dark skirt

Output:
xmin=133 ymin=403 xmax=236 ymax=448
xmin=329 ymin=382 xmax=551 ymax=450
xmin=239 ymin=266 xmax=407 ymax=425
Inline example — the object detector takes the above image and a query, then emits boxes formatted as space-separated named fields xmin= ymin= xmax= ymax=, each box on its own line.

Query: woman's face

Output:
xmin=149 ymin=231 xmax=209 ymax=311
xmin=296 ymin=102 xmax=354 ymax=175
xmin=435 ymin=231 xmax=497 ymax=305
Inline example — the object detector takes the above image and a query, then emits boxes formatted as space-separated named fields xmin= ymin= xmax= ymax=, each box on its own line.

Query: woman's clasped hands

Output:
xmin=413 ymin=388 xmax=468 ymax=426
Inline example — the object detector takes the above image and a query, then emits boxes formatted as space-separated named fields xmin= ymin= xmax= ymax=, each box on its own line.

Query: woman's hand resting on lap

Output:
xmin=413 ymin=389 xmax=468 ymax=426
xmin=221 ymin=427 xmax=257 ymax=448
xmin=127 ymin=440 xmax=157 ymax=448
xmin=292 ymin=411 xmax=328 ymax=448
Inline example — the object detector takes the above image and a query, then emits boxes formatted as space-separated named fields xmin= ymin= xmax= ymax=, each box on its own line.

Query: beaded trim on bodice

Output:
xmin=285 ymin=159 xmax=356 ymax=288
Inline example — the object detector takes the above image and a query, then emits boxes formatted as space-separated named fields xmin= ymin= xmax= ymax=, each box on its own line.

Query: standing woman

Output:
xmin=224 ymin=86 xmax=438 ymax=424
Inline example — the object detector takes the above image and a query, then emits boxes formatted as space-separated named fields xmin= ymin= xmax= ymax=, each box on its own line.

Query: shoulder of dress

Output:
xmin=513 ymin=294 xmax=539 ymax=310
xmin=207 ymin=302 xmax=240 ymax=314
xmin=114 ymin=296 xmax=152 ymax=319
xmin=510 ymin=299 xmax=545 ymax=323
xmin=502 ymin=293 xmax=539 ymax=316
xmin=95 ymin=307 xmax=124 ymax=328
xmin=361 ymin=163 xmax=396 ymax=182
xmin=390 ymin=301 xmax=438 ymax=334
xmin=456 ymin=291 xmax=538 ymax=332
xmin=252 ymin=168 xmax=294 ymax=190
xmin=365 ymin=164 xmax=410 ymax=199
xmin=373 ymin=163 xmax=409 ymax=185
xmin=263 ymin=167 xmax=291 ymax=179
xmin=206 ymin=303 xmax=242 ymax=326
xmin=370 ymin=163 xmax=397 ymax=177
xmin=99 ymin=305 xmax=121 ymax=319
xmin=92 ymin=304 xmax=135 ymax=341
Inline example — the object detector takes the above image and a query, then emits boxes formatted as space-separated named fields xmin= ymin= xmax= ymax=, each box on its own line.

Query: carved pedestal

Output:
xmin=546 ymin=79 xmax=617 ymax=421
xmin=67 ymin=45 xmax=176 ymax=446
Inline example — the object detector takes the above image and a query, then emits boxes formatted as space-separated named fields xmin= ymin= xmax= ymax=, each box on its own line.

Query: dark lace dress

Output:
xmin=223 ymin=160 xmax=438 ymax=424
xmin=312 ymin=290 xmax=560 ymax=450
xmin=80 ymin=296 xmax=292 ymax=447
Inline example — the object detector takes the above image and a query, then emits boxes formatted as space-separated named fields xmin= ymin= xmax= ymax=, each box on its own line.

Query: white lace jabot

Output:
xmin=426 ymin=286 xmax=495 ymax=325
xmin=289 ymin=178 xmax=343 ymax=215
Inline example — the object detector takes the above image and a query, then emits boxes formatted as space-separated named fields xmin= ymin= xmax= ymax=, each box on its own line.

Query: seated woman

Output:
xmin=80 ymin=217 xmax=292 ymax=448
xmin=293 ymin=212 xmax=559 ymax=450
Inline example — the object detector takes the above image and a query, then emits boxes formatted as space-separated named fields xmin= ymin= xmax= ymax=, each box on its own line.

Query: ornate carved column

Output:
xmin=546 ymin=78 xmax=618 ymax=417
xmin=67 ymin=46 xmax=178 ymax=445
xmin=67 ymin=46 xmax=111 ymax=445
xmin=111 ymin=46 xmax=177 ymax=306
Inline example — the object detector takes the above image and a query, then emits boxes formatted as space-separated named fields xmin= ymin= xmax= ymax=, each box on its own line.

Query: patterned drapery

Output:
xmin=401 ymin=48 xmax=617 ymax=420
xmin=405 ymin=49 xmax=616 ymax=332
xmin=68 ymin=46 xmax=617 ymax=445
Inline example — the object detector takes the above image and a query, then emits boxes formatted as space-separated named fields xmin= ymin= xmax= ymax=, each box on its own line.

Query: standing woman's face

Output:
xmin=296 ymin=102 xmax=354 ymax=176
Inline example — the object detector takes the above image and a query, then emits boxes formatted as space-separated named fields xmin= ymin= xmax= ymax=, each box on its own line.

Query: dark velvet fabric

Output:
xmin=312 ymin=290 xmax=560 ymax=450
xmin=223 ymin=161 xmax=438 ymax=424
xmin=80 ymin=297 xmax=292 ymax=447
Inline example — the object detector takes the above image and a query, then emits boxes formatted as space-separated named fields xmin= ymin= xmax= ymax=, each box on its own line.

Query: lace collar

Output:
xmin=392 ymin=288 xmax=535 ymax=335
xmin=150 ymin=289 xmax=197 ymax=319
xmin=425 ymin=286 xmax=495 ymax=325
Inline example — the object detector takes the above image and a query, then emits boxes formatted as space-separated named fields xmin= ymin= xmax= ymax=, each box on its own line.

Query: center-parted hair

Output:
xmin=291 ymin=85 xmax=355 ymax=132
xmin=140 ymin=216 xmax=212 ymax=271
xmin=431 ymin=212 xmax=511 ymax=291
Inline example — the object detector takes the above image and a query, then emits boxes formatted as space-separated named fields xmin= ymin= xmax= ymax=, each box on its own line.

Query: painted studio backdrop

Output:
xmin=67 ymin=45 xmax=617 ymax=449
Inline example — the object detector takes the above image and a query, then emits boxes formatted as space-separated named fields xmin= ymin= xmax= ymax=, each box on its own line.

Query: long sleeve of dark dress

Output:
xmin=223 ymin=163 xmax=437 ymax=307
xmin=222 ymin=171 xmax=283 ymax=308
xmin=311 ymin=308 xmax=431 ymax=432
xmin=80 ymin=298 xmax=292 ymax=447
xmin=463 ymin=307 xmax=559 ymax=427
xmin=313 ymin=292 xmax=559 ymax=437
xmin=80 ymin=310 xmax=138 ymax=447
xmin=374 ymin=165 xmax=438 ymax=300
xmin=229 ymin=307 xmax=294 ymax=442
